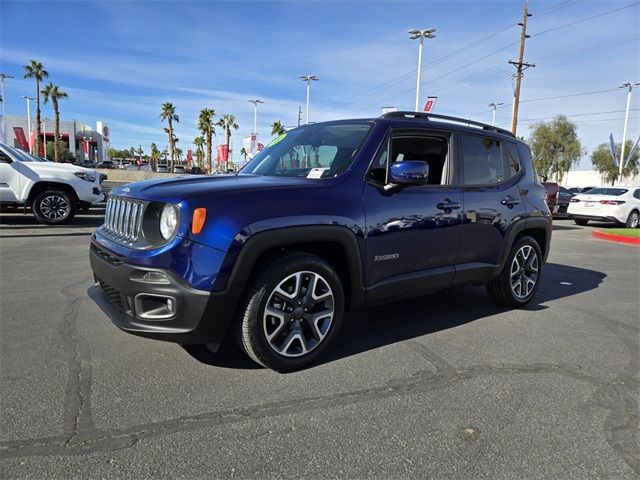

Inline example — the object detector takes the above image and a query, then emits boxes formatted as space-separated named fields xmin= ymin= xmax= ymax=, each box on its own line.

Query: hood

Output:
xmin=110 ymin=174 xmax=318 ymax=203
xmin=22 ymin=161 xmax=96 ymax=176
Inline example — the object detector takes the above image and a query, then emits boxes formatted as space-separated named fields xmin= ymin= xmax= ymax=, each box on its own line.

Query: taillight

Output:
xmin=570 ymin=198 xmax=580 ymax=203
xmin=599 ymin=200 xmax=625 ymax=205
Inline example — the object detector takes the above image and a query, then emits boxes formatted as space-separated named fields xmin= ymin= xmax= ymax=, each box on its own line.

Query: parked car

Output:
xmin=555 ymin=186 xmax=575 ymax=218
xmin=156 ymin=164 xmax=169 ymax=173
xmin=568 ymin=186 xmax=640 ymax=227
xmin=75 ymin=159 xmax=96 ymax=168
xmin=542 ymin=182 xmax=560 ymax=214
xmin=96 ymin=161 xmax=116 ymax=169
xmin=88 ymin=112 xmax=552 ymax=371
xmin=173 ymin=165 xmax=185 ymax=174
xmin=190 ymin=167 xmax=205 ymax=175
xmin=0 ymin=142 xmax=104 ymax=224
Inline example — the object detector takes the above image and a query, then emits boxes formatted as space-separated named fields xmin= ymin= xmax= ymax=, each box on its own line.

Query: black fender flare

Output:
xmin=496 ymin=216 xmax=552 ymax=273
xmin=219 ymin=225 xmax=366 ymax=309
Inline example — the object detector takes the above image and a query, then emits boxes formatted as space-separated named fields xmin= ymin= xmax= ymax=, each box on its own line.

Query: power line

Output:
xmin=535 ymin=0 xmax=583 ymax=18
xmin=500 ymin=108 xmax=640 ymax=125
xmin=532 ymin=2 xmax=639 ymax=37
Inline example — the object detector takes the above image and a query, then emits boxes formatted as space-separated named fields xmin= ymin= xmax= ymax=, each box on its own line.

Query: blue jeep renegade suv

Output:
xmin=89 ymin=112 xmax=552 ymax=371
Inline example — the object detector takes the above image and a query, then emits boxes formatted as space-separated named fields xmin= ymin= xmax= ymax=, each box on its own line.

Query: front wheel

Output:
xmin=236 ymin=252 xmax=344 ymax=372
xmin=32 ymin=189 xmax=77 ymax=225
xmin=626 ymin=210 xmax=639 ymax=228
xmin=486 ymin=235 xmax=543 ymax=307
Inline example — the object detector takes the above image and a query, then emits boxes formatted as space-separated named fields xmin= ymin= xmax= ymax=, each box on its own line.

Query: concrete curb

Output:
xmin=592 ymin=229 xmax=640 ymax=246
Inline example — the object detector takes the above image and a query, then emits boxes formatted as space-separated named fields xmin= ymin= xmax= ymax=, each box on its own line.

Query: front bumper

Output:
xmin=88 ymin=241 xmax=235 ymax=349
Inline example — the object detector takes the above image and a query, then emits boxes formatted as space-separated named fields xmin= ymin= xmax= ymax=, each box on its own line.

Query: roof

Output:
xmin=379 ymin=111 xmax=516 ymax=138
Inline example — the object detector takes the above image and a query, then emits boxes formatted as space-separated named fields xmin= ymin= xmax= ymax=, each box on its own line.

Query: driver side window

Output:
xmin=368 ymin=133 xmax=449 ymax=185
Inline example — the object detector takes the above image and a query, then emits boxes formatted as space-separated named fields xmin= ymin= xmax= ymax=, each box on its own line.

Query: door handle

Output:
xmin=437 ymin=199 xmax=462 ymax=211
xmin=501 ymin=196 xmax=520 ymax=209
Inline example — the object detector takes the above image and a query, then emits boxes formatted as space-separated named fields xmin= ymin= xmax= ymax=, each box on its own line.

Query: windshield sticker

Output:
xmin=306 ymin=168 xmax=327 ymax=179
xmin=267 ymin=133 xmax=286 ymax=147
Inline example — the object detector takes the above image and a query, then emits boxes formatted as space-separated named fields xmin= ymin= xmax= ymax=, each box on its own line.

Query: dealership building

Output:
xmin=2 ymin=115 xmax=110 ymax=162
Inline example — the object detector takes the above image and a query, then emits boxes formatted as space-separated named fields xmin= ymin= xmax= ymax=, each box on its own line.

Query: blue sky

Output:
xmin=1 ymin=0 xmax=638 ymax=167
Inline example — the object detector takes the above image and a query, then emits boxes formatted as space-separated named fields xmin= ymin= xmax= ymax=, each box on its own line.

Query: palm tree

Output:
xmin=23 ymin=59 xmax=49 ymax=156
xmin=136 ymin=145 xmax=144 ymax=165
xmin=198 ymin=108 xmax=215 ymax=173
xmin=41 ymin=83 xmax=68 ymax=162
xmin=240 ymin=147 xmax=248 ymax=161
xmin=271 ymin=120 xmax=286 ymax=137
xmin=150 ymin=143 xmax=161 ymax=170
xmin=216 ymin=114 xmax=239 ymax=170
xmin=193 ymin=136 xmax=205 ymax=170
xmin=160 ymin=102 xmax=179 ymax=171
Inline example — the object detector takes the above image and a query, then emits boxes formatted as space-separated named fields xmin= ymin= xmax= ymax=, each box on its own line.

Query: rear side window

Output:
xmin=502 ymin=141 xmax=521 ymax=178
xmin=633 ymin=189 xmax=640 ymax=200
xmin=460 ymin=135 xmax=503 ymax=185
xmin=0 ymin=150 xmax=11 ymax=163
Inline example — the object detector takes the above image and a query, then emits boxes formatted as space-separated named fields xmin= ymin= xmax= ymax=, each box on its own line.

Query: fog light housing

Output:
xmin=134 ymin=294 xmax=176 ymax=320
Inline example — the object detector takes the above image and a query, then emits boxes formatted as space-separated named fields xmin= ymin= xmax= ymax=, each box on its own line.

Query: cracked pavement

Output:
xmin=1 ymin=209 xmax=638 ymax=479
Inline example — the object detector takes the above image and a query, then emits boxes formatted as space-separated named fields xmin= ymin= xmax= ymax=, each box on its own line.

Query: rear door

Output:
xmin=455 ymin=134 xmax=526 ymax=277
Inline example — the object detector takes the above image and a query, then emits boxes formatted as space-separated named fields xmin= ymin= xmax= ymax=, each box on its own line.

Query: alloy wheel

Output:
xmin=40 ymin=194 xmax=70 ymax=220
xmin=263 ymin=271 xmax=335 ymax=357
xmin=510 ymin=245 xmax=539 ymax=299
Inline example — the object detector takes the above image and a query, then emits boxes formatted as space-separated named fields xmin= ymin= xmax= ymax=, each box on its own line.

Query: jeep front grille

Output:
xmin=102 ymin=196 xmax=145 ymax=244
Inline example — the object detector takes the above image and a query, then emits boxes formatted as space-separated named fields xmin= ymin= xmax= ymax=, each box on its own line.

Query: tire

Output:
xmin=32 ymin=189 xmax=77 ymax=225
xmin=235 ymin=252 xmax=344 ymax=372
xmin=625 ymin=210 xmax=639 ymax=228
xmin=574 ymin=218 xmax=588 ymax=226
xmin=486 ymin=235 xmax=543 ymax=307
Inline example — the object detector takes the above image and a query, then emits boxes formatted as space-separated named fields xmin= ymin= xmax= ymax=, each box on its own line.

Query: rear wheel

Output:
xmin=574 ymin=218 xmax=589 ymax=226
xmin=486 ymin=235 xmax=542 ymax=307
xmin=625 ymin=210 xmax=639 ymax=228
xmin=236 ymin=252 xmax=344 ymax=372
xmin=32 ymin=189 xmax=76 ymax=225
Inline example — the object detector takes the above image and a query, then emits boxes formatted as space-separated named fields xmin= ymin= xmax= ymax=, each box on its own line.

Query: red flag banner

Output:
xmin=423 ymin=96 xmax=438 ymax=113
xmin=13 ymin=127 xmax=29 ymax=151
xmin=217 ymin=144 xmax=229 ymax=163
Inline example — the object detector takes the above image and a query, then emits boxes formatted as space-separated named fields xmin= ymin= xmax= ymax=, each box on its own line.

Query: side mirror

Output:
xmin=388 ymin=160 xmax=429 ymax=186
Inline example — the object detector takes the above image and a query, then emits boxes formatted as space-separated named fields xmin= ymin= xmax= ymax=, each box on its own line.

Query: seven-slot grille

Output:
xmin=102 ymin=196 xmax=145 ymax=244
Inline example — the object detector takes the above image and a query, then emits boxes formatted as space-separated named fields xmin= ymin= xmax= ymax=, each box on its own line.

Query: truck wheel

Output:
xmin=486 ymin=235 xmax=542 ymax=307
xmin=626 ymin=210 xmax=639 ymax=228
xmin=574 ymin=218 xmax=588 ymax=226
xmin=32 ymin=189 xmax=77 ymax=225
xmin=236 ymin=252 xmax=344 ymax=372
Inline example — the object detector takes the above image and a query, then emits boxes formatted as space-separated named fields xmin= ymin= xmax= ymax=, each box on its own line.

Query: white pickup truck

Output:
xmin=0 ymin=142 xmax=105 ymax=224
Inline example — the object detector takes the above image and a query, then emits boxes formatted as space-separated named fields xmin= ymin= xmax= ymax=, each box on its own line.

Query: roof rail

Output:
xmin=380 ymin=111 xmax=516 ymax=138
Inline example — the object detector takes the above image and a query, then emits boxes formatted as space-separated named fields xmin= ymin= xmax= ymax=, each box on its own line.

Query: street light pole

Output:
xmin=248 ymin=99 xmax=264 ymax=136
xmin=42 ymin=120 xmax=46 ymax=159
xmin=300 ymin=75 xmax=318 ymax=124
xmin=409 ymin=28 xmax=436 ymax=112
xmin=619 ymin=81 xmax=640 ymax=181
xmin=488 ymin=102 xmax=504 ymax=126
xmin=22 ymin=96 xmax=34 ymax=152
xmin=0 ymin=73 xmax=14 ymax=144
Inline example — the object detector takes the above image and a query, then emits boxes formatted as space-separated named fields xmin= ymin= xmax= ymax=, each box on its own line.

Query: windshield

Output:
xmin=241 ymin=122 xmax=372 ymax=178
xmin=584 ymin=188 xmax=628 ymax=196
xmin=7 ymin=146 xmax=38 ymax=162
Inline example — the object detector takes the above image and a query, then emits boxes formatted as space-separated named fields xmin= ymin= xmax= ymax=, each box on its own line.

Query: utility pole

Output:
xmin=618 ymin=81 xmax=640 ymax=181
xmin=297 ymin=106 xmax=302 ymax=127
xmin=509 ymin=1 xmax=534 ymax=135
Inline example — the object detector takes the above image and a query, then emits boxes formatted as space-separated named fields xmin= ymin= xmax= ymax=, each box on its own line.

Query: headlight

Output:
xmin=74 ymin=171 xmax=96 ymax=182
xmin=159 ymin=204 xmax=179 ymax=240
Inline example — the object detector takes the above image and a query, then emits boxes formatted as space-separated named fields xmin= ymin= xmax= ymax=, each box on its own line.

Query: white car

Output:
xmin=0 ymin=142 xmax=105 ymax=224
xmin=568 ymin=186 xmax=640 ymax=228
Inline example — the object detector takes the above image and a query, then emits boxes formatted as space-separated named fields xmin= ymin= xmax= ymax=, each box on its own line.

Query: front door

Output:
xmin=0 ymin=149 xmax=22 ymax=203
xmin=363 ymin=128 xmax=463 ymax=302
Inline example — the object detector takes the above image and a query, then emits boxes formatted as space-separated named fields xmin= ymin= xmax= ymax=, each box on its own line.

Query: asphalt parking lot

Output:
xmin=1 ymin=201 xmax=638 ymax=479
